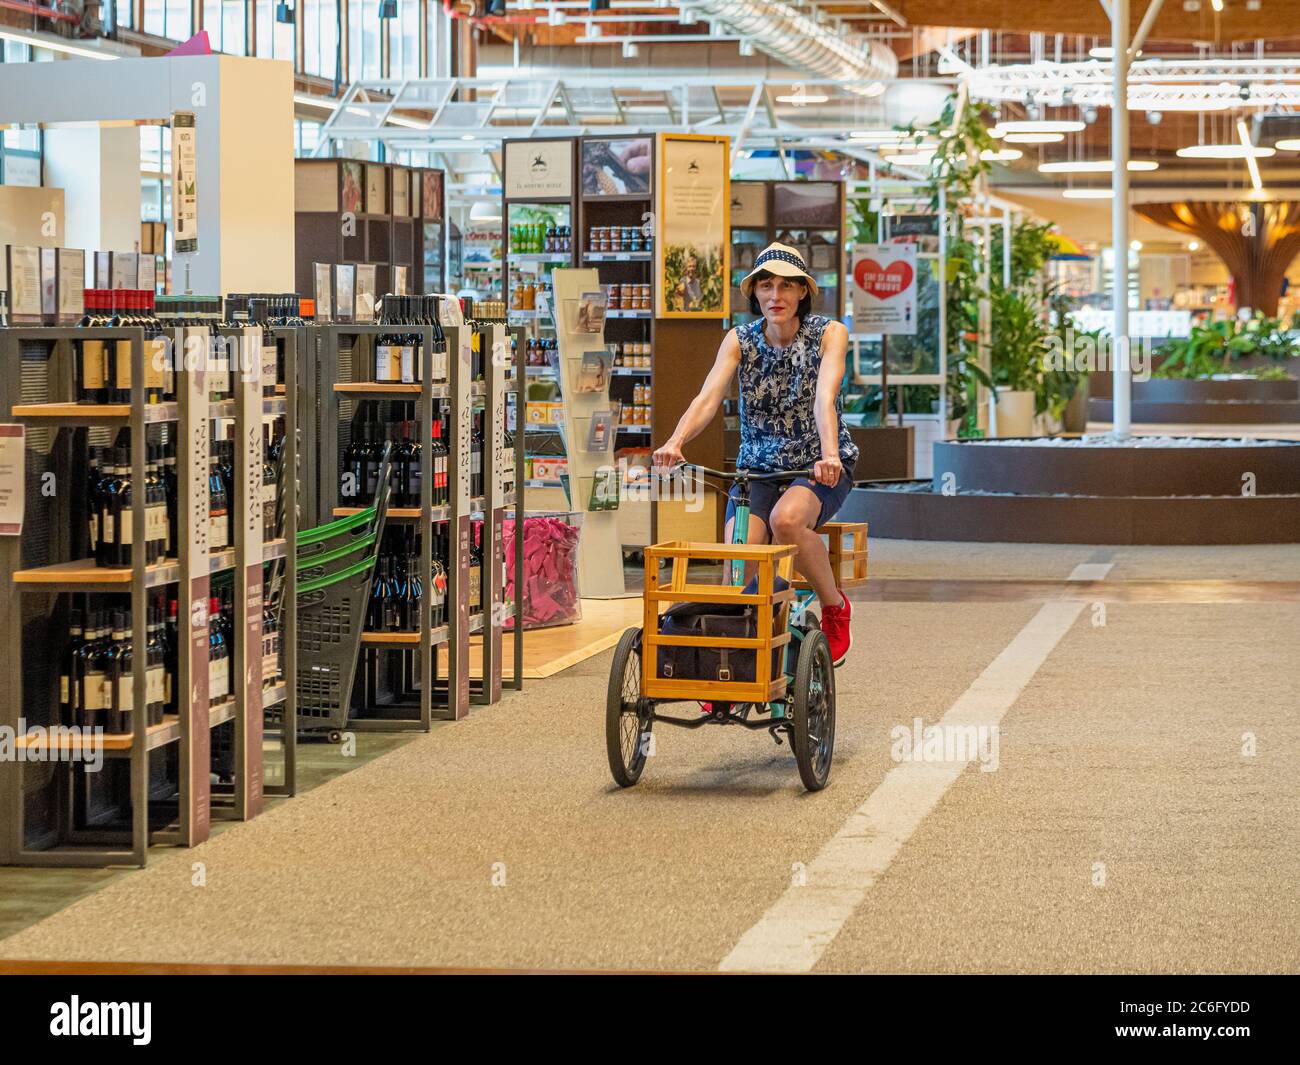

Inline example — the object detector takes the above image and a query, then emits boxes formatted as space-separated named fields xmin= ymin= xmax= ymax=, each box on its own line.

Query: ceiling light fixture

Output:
xmin=996 ymin=119 xmax=1086 ymax=134
xmin=1238 ymin=119 xmax=1265 ymax=192
xmin=1188 ymin=240 xmax=1201 ymax=251
xmin=1038 ymin=160 xmax=1160 ymax=173
xmin=0 ymin=27 xmax=123 ymax=60
xmin=1002 ymin=132 xmax=1066 ymax=144
xmin=980 ymin=148 xmax=1024 ymax=162
xmin=1176 ymin=143 xmax=1275 ymax=159
xmin=775 ymin=91 xmax=830 ymax=104
xmin=1130 ymin=240 xmax=1143 ymax=251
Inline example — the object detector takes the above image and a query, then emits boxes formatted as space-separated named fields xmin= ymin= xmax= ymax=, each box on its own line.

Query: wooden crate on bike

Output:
xmin=792 ymin=521 xmax=868 ymax=591
xmin=641 ymin=541 xmax=797 ymax=704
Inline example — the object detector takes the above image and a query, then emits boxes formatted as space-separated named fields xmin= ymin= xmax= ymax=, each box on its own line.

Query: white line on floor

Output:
xmin=1068 ymin=562 xmax=1115 ymax=582
xmin=719 ymin=565 xmax=1107 ymax=973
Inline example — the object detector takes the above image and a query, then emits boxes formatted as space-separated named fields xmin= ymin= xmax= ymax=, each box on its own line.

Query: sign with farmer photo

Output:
xmin=656 ymin=134 xmax=730 ymax=318
xmin=851 ymin=243 xmax=918 ymax=336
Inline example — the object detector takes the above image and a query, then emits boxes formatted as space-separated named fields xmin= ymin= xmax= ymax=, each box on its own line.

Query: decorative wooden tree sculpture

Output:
xmin=1134 ymin=201 xmax=1300 ymax=316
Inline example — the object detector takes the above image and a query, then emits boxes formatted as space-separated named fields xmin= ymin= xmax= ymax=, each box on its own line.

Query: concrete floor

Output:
xmin=0 ymin=540 xmax=1295 ymax=973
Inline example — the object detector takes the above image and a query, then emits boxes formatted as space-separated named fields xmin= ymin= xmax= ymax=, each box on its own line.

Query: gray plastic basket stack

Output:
xmin=294 ymin=446 xmax=394 ymax=739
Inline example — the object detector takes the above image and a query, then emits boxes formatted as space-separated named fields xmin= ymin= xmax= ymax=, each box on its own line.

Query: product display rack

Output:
xmin=577 ymin=133 xmax=657 ymax=475
xmin=294 ymin=161 xmax=445 ymax=298
xmin=0 ymin=321 xmax=293 ymax=867
xmin=502 ymin=137 xmax=580 ymax=516
xmin=213 ymin=320 xmax=299 ymax=800
xmin=318 ymin=314 xmax=521 ymax=723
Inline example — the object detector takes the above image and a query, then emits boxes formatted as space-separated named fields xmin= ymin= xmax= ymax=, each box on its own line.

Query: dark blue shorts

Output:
xmin=724 ymin=461 xmax=856 ymax=535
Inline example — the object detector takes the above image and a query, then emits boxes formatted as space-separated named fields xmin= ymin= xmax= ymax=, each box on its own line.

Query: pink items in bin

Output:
xmin=502 ymin=515 xmax=583 ymax=629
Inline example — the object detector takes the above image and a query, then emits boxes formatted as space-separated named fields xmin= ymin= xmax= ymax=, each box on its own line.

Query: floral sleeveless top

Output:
xmin=735 ymin=314 xmax=859 ymax=473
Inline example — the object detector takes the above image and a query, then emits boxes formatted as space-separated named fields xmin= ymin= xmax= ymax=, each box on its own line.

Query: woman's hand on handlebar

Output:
xmin=652 ymin=438 xmax=685 ymax=473
xmin=813 ymin=454 xmax=842 ymax=488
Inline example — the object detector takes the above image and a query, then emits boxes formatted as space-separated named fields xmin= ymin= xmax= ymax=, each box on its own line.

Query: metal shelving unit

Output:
xmin=316 ymin=314 xmax=522 ymax=723
xmin=0 ymin=322 xmax=292 ymax=867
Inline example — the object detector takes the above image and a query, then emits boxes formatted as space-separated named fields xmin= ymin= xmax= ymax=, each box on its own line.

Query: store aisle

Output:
xmin=1 ymin=543 xmax=1296 ymax=973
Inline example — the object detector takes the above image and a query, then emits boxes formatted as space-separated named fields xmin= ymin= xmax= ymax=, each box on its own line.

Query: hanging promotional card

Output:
xmin=6 ymin=245 xmax=42 ymax=323
xmin=355 ymin=264 xmax=377 ymax=323
xmin=137 ymin=254 xmax=157 ymax=293
xmin=657 ymin=134 xmax=730 ymax=318
xmin=851 ymin=243 xmax=918 ymax=335
xmin=569 ymin=290 xmax=607 ymax=335
xmin=394 ymin=265 xmax=409 ymax=296
xmin=40 ymin=247 xmax=57 ymax=324
xmin=110 ymin=251 xmax=136 ymax=290
xmin=171 ymin=112 xmax=198 ymax=253
xmin=588 ymin=467 xmax=621 ymax=512
xmin=56 ymin=249 xmax=86 ymax=323
xmin=313 ymin=263 xmax=333 ymax=322
xmin=335 ymin=264 xmax=356 ymax=323
xmin=0 ymin=424 xmax=26 ymax=535
xmin=586 ymin=411 xmax=614 ymax=452
xmin=575 ymin=349 xmax=612 ymax=393
xmin=94 ymin=251 xmax=111 ymax=288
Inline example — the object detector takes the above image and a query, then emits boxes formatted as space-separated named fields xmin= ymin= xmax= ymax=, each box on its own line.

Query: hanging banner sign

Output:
xmin=890 ymin=214 xmax=941 ymax=237
xmin=656 ymin=133 xmax=730 ymax=319
xmin=851 ymin=242 xmax=917 ymax=335
xmin=172 ymin=112 xmax=199 ymax=253
xmin=504 ymin=139 xmax=573 ymax=200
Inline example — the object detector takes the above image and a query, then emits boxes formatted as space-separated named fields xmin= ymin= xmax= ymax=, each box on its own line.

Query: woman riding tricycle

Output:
xmin=604 ymin=244 xmax=860 ymax=792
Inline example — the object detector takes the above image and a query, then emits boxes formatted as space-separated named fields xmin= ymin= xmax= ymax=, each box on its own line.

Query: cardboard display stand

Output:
xmin=550 ymin=268 xmax=626 ymax=598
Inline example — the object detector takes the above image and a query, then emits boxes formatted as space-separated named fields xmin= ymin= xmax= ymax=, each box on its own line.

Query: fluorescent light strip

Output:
xmin=980 ymin=148 xmax=1024 ymax=162
xmin=1002 ymin=132 xmax=1065 ymax=144
xmin=0 ymin=27 xmax=122 ymax=61
xmin=1038 ymin=160 xmax=1159 ymax=173
xmin=996 ymin=119 xmax=1086 ymax=134
xmin=1238 ymin=119 xmax=1264 ymax=192
xmin=1176 ymin=143 xmax=1275 ymax=159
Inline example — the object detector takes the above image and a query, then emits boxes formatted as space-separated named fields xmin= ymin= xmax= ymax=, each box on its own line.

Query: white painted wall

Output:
xmin=0 ymin=54 xmax=294 ymax=295
xmin=43 ymin=125 xmax=142 ymax=272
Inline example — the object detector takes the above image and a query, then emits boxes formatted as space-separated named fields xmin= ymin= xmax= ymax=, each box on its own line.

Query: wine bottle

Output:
xmin=76 ymin=290 xmax=109 ymax=404
xmin=61 ymin=609 xmax=84 ymax=727
xmin=162 ymin=441 xmax=178 ymax=558
xmin=469 ymin=521 xmax=483 ymax=616
xmin=106 ymin=609 xmax=131 ymax=735
xmin=81 ymin=611 xmax=110 ymax=731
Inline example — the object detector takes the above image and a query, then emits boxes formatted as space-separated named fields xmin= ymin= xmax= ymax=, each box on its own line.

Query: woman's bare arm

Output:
xmin=651 ymin=329 xmax=741 ymax=469
xmin=813 ymin=320 xmax=849 ymax=486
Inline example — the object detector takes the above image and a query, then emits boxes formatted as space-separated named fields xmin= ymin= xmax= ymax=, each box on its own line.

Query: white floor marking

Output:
xmin=720 ymin=562 xmax=1109 ymax=973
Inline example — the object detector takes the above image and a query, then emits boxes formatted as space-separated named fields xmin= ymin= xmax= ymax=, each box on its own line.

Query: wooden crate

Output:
xmin=793 ymin=521 xmax=868 ymax=590
xmin=641 ymin=540 xmax=796 ymax=704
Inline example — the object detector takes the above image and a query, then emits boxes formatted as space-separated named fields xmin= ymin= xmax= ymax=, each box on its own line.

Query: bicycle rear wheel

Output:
xmin=792 ymin=629 xmax=835 ymax=791
xmin=606 ymin=627 xmax=651 ymax=787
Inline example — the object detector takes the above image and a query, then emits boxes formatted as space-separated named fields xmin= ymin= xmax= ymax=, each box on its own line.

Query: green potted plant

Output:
xmin=988 ymin=285 xmax=1047 ymax=436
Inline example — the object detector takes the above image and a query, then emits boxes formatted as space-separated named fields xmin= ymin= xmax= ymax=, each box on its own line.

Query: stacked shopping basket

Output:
xmin=294 ymin=446 xmax=394 ymax=740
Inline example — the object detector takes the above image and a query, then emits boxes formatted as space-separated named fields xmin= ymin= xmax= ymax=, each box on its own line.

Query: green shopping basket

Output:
xmin=294 ymin=446 xmax=395 ymax=738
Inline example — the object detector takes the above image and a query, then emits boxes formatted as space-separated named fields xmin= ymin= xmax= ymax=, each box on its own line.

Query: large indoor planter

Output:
xmin=992 ymin=388 xmax=1036 ymax=437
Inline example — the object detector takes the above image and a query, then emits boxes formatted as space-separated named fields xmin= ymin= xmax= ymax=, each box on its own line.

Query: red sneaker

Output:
xmin=820 ymin=596 xmax=853 ymax=667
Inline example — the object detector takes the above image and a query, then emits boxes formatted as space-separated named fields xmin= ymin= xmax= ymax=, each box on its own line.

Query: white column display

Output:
xmin=550 ymin=268 xmax=627 ymax=599
xmin=1110 ymin=0 xmax=1133 ymax=439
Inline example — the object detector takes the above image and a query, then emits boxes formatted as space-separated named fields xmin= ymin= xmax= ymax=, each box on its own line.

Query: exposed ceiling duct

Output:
xmin=693 ymin=1 xmax=899 ymax=91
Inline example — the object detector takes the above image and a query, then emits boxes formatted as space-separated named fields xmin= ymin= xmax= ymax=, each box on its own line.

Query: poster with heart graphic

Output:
xmin=851 ymin=243 xmax=917 ymax=335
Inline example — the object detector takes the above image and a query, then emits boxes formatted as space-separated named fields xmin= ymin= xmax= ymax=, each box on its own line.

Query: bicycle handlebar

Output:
xmin=665 ymin=462 xmax=816 ymax=483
